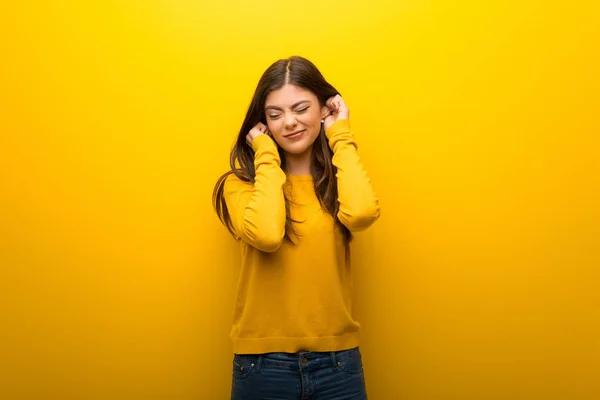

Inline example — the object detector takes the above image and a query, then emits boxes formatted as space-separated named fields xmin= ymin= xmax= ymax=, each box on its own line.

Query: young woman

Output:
xmin=213 ymin=55 xmax=380 ymax=400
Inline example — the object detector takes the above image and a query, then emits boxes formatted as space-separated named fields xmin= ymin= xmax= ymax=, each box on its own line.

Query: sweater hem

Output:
xmin=232 ymin=331 xmax=360 ymax=354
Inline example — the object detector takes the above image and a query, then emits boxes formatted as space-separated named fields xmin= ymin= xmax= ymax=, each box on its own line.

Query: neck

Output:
xmin=284 ymin=147 xmax=312 ymax=176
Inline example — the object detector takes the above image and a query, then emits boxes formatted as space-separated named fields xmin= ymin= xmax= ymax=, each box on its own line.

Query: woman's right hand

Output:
xmin=246 ymin=122 xmax=270 ymax=147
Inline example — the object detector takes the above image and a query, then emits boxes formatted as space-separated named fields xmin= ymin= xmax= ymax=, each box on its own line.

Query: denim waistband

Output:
xmin=235 ymin=347 xmax=359 ymax=372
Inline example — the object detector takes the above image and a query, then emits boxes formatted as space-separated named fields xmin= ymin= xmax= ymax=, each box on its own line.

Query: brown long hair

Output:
xmin=212 ymin=56 xmax=352 ymax=246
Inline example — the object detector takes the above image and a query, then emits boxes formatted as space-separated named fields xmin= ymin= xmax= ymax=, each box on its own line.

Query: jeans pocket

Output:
xmin=336 ymin=347 xmax=364 ymax=375
xmin=232 ymin=354 xmax=258 ymax=380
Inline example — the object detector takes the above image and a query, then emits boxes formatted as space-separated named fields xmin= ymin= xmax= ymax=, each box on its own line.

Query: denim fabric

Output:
xmin=231 ymin=346 xmax=367 ymax=400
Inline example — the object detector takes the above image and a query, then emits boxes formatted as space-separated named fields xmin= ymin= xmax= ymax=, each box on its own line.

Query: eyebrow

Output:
xmin=265 ymin=100 xmax=311 ymax=111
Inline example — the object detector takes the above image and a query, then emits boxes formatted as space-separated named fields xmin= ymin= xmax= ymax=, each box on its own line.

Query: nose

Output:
xmin=284 ymin=113 xmax=297 ymax=129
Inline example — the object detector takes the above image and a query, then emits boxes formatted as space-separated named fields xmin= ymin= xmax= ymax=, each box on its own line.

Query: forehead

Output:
xmin=265 ymin=84 xmax=317 ymax=108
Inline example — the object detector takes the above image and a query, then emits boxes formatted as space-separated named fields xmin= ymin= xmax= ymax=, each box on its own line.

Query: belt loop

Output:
xmin=330 ymin=351 xmax=337 ymax=371
xmin=255 ymin=354 xmax=263 ymax=372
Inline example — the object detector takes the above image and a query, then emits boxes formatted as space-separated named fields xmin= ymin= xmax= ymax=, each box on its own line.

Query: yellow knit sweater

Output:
xmin=223 ymin=119 xmax=380 ymax=354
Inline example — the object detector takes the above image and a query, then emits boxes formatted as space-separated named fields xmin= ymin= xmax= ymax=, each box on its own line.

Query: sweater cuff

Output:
xmin=325 ymin=119 xmax=351 ymax=140
xmin=251 ymin=134 xmax=276 ymax=152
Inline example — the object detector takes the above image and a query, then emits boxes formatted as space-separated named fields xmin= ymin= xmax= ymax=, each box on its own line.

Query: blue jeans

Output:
xmin=230 ymin=346 xmax=368 ymax=400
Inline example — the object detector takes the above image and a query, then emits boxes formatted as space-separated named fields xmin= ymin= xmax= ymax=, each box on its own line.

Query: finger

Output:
xmin=327 ymin=101 xmax=336 ymax=113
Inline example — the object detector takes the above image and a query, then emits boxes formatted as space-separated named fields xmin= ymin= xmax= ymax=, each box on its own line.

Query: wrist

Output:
xmin=325 ymin=118 xmax=351 ymax=139
xmin=251 ymin=133 xmax=275 ymax=151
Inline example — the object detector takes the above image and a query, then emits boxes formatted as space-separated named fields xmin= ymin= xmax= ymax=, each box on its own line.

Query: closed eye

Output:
xmin=268 ymin=107 xmax=309 ymax=119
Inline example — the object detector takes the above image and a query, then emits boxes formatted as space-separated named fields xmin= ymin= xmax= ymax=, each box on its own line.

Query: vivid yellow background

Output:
xmin=1 ymin=1 xmax=598 ymax=399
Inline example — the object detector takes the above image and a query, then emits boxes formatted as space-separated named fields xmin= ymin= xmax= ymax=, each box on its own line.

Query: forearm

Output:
xmin=225 ymin=135 xmax=287 ymax=251
xmin=326 ymin=119 xmax=380 ymax=231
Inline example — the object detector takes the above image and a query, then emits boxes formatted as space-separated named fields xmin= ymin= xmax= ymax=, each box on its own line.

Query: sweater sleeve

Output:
xmin=326 ymin=119 xmax=381 ymax=232
xmin=223 ymin=134 xmax=287 ymax=252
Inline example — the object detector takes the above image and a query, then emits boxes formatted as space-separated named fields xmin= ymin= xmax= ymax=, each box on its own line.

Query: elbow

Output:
xmin=241 ymin=221 xmax=285 ymax=252
xmin=253 ymin=234 xmax=284 ymax=252
xmin=339 ymin=202 xmax=381 ymax=232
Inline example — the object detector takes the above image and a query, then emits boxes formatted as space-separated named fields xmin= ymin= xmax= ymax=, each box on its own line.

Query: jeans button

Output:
xmin=301 ymin=357 xmax=308 ymax=366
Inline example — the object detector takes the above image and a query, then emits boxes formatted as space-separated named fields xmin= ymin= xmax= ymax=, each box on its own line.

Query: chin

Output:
xmin=280 ymin=138 xmax=318 ymax=155
xmin=280 ymin=144 xmax=311 ymax=155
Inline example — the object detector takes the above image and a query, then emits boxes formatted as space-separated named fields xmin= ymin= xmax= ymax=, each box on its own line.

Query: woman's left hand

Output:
xmin=323 ymin=95 xmax=349 ymax=132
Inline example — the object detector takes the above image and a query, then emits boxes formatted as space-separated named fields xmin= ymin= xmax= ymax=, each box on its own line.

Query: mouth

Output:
xmin=284 ymin=129 xmax=306 ymax=139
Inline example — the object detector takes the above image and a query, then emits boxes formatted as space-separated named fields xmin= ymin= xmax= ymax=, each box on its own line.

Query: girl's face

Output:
xmin=264 ymin=84 xmax=329 ymax=155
